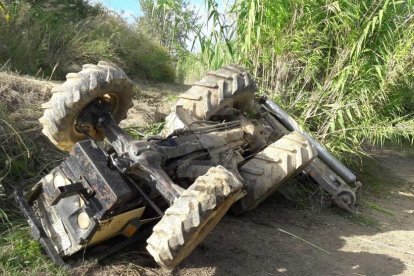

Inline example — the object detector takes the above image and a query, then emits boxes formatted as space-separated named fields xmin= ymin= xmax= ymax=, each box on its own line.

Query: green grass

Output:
xmin=0 ymin=1 xmax=175 ymax=82
xmin=0 ymin=125 xmax=62 ymax=275
xmin=146 ymin=122 xmax=166 ymax=135
xmin=0 ymin=73 xmax=66 ymax=275
xmin=176 ymin=52 xmax=209 ymax=84
xmin=0 ymin=136 xmax=66 ymax=275
xmin=0 ymin=198 xmax=68 ymax=275
xmin=347 ymin=213 xmax=381 ymax=229
xmin=199 ymin=0 xmax=414 ymax=158
xmin=124 ymin=122 xmax=166 ymax=139
xmin=165 ymin=94 xmax=179 ymax=102
xmin=123 ymin=127 xmax=146 ymax=139
xmin=366 ymin=202 xmax=395 ymax=216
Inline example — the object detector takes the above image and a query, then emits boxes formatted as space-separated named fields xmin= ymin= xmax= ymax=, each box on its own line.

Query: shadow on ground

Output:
xmin=75 ymin=144 xmax=414 ymax=276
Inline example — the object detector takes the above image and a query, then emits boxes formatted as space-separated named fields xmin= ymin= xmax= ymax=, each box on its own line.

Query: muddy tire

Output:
xmin=232 ymin=131 xmax=317 ymax=214
xmin=39 ymin=61 xmax=134 ymax=151
xmin=146 ymin=166 xmax=245 ymax=270
xmin=162 ymin=65 xmax=257 ymax=135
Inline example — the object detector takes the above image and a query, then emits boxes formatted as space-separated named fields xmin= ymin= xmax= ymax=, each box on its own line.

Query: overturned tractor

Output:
xmin=15 ymin=62 xmax=360 ymax=269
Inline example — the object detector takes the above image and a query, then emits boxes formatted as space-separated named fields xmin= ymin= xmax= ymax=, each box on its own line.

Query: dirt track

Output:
xmin=75 ymin=84 xmax=414 ymax=276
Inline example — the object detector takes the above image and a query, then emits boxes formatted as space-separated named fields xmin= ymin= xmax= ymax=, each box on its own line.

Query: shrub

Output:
xmin=176 ymin=51 xmax=207 ymax=84
xmin=201 ymin=0 xmax=414 ymax=157
xmin=0 ymin=0 xmax=175 ymax=82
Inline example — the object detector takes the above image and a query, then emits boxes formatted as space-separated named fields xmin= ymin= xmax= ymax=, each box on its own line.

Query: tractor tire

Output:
xmin=146 ymin=165 xmax=245 ymax=270
xmin=232 ymin=131 xmax=318 ymax=214
xmin=162 ymin=65 xmax=257 ymax=135
xmin=39 ymin=61 xmax=134 ymax=151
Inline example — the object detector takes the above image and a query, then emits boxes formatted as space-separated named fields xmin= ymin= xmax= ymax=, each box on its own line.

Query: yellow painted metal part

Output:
xmin=88 ymin=207 xmax=145 ymax=245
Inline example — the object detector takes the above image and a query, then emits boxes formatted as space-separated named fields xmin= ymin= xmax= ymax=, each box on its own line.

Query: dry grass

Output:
xmin=0 ymin=72 xmax=64 ymax=189
xmin=0 ymin=1 xmax=176 ymax=82
xmin=0 ymin=72 xmax=54 ymax=125
xmin=121 ymin=81 xmax=190 ymax=130
xmin=0 ymin=72 xmax=67 ymax=275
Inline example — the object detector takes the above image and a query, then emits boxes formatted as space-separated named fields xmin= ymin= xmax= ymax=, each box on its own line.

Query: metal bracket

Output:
xmin=15 ymin=186 xmax=67 ymax=267
xmin=306 ymin=159 xmax=359 ymax=212
xmin=46 ymin=182 xmax=90 ymax=206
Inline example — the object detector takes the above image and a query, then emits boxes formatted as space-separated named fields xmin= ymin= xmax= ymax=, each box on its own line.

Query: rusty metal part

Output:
xmin=305 ymin=159 xmax=359 ymax=212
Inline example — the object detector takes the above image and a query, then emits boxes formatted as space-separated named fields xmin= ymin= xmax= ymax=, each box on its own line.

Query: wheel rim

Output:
xmin=73 ymin=93 xmax=120 ymax=138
